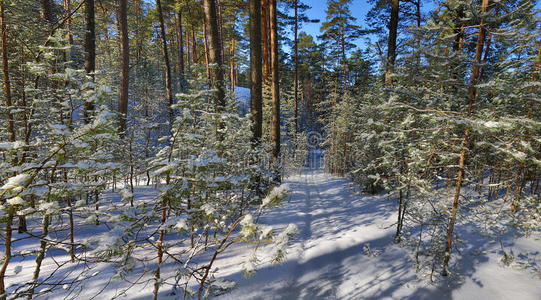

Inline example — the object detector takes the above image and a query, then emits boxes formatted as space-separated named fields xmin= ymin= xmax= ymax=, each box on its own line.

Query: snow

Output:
xmin=1 ymin=173 xmax=31 ymax=191
xmin=5 ymin=170 xmax=541 ymax=299
xmin=6 ymin=196 xmax=24 ymax=206
xmin=211 ymin=170 xmax=541 ymax=300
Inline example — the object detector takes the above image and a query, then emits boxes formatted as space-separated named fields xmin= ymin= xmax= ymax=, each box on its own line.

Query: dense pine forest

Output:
xmin=0 ymin=0 xmax=540 ymax=299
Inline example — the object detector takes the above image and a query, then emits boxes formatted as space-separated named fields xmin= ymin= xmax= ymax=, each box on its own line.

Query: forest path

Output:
xmin=217 ymin=168 xmax=541 ymax=300
xmin=218 ymin=169 xmax=413 ymax=299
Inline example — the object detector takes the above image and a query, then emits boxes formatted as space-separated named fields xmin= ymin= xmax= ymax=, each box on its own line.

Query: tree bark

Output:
xmin=156 ymin=0 xmax=174 ymax=126
xmin=0 ymin=206 xmax=13 ymax=300
xmin=202 ymin=7 xmax=211 ymax=81
xmin=269 ymin=0 xmax=280 ymax=177
xmin=442 ymin=0 xmax=489 ymax=276
xmin=262 ymin=0 xmax=270 ymax=84
xmin=203 ymin=0 xmax=225 ymax=110
xmin=84 ymin=0 xmax=95 ymax=122
xmin=250 ymin=0 xmax=262 ymax=145
xmin=63 ymin=0 xmax=73 ymax=44
xmin=39 ymin=0 xmax=57 ymax=24
xmin=1 ymin=0 xmax=14 ymax=143
xmin=118 ymin=0 xmax=129 ymax=136
xmin=293 ymin=0 xmax=298 ymax=135
xmin=385 ymin=0 xmax=399 ymax=86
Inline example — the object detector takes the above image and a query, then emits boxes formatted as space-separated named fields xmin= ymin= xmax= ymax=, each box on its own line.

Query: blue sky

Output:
xmin=301 ymin=0 xmax=373 ymax=41
xmin=296 ymin=0 xmax=436 ymax=49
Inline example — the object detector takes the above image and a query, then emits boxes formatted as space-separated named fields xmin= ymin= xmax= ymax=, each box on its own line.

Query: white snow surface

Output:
xmin=7 ymin=170 xmax=541 ymax=299
xmin=215 ymin=170 xmax=541 ymax=300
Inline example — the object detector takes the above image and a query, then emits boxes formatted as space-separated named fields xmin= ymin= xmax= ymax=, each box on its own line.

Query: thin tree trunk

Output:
xmin=250 ymin=0 xmax=262 ymax=145
xmin=152 ymin=176 xmax=169 ymax=300
xmin=1 ymin=0 xmax=14 ymax=143
xmin=385 ymin=0 xmax=399 ymax=86
xmin=63 ymin=0 xmax=73 ymax=44
xmin=27 ymin=215 xmax=50 ymax=299
xmin=186 ymin=27 xmax=191 ymax=67
xmin=202 ymin=9 xmax=211 ymax=81
xmin=84 ymin=0 xmax=95 ymax=122
xmin=156 ymin=0 xmax=174 ymax=126
xmin=230 ymin=37 xmax=235 ymax=91
xmin=0 ymin=206 xmax=13 ymax=300
xmin=118 ymin=0 xmax=129 ymax=136
xmin=339 ymin=8 xmax=347 ymax=92
xmin=269 ymin=0 xmax=280 ymax=178
xmin=293 ymin=0 xmax=298 ymax=135
xmin=192 ymin=28 xmax=197 ymax=65
xmin=442 ymin=0 xmax=489 ymax=276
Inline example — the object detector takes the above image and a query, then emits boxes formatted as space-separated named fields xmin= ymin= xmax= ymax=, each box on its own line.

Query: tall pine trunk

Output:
xmin=84 ymin=0 xmax=95 ymax=122
xmin=118 ymin=0 xmax=129 ymax=136
xmin=203 ymin=0 xmax=225 ymax=111
xmin=1 ymin=0 xmax=14 ymax=143
xmin=385 ymin=0 xmax=399 ymax=86
xmin=250 ymin=0 xmax=262 ymax=145
xmin=293 ymin=0 xmax=298 ymax=135
xmin=262 ymin=0 xmax=270 ymax=84
xmin=269 ymin=0 xmax=280 ymax=179
xmin=202 ymin=7 xmax=211 ymax=82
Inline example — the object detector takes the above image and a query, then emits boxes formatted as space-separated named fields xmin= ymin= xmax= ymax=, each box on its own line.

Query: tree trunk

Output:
xmin=269 ymin=0 xmax=280 ymax=178
xmin=63 ymin=0 xmax=73 ymax=44
xmin=186 ymin=27 xmax=191 ymax=67
xmin=293 ymin=0 xmax=298 ymax=135
xmin=262 ymin=0 xmax=270 ymax=84
xmin=118 ymin=0 xmax=129 ymax=136
xmin=385 ymin=0 xmax=399 ymax=86
xmin=84 ymin=0 xmax=95 ymax=122
xmin=153 ymin=176 xmax=169 ymax=300
xmin=39 ymin=0 xmax=56 ymax=24
xmin=230 ymin=36 xmax=235 ymax=91
xmin=217 ymin=0 xmax=224 ymax=65
xmin=27 ymin=215 xmax=50 ymax=299
xmin=202 ymin=9 xmax=211 ymax=81
xmin=250 ymin=0 xmax=262 ymax=145
xmin=192 ymin=28 xmax=197 ymax=65
xmin=339 ymin=8 xmax=347 ymax=92
xmin=1 ymin=0 xmax=14 ymax=143
xmin=442 ymin=0 xmax=489 ymax=276
xmin=0 ymin=206 xmax=13 ymax=300
xmin=203 ymin=0 xmax=225 ymax=111
xmin=156 ymin=0 xmax=174 ymax=126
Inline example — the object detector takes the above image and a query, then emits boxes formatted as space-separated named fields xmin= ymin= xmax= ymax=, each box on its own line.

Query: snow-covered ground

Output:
xmin=212 ymin=169 xmax=541 ymax=300
xmin=6 ymin=169 xmax=541 ymax=299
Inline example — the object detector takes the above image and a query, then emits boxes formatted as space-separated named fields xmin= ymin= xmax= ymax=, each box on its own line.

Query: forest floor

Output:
xmin=214 ymin=169 xmax=541 ymax=300
xmin=6 ymin=169 xmax=541 ymax=299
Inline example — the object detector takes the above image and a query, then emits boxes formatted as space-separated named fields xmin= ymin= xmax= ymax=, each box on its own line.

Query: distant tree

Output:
xmin=320 ymin=0 xmax=361 ymax=91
